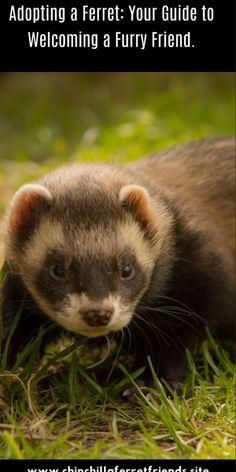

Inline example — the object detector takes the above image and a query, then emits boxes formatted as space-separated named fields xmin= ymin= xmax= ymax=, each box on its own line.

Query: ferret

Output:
xmin=0 ymin=137 xmax=235 ymax=384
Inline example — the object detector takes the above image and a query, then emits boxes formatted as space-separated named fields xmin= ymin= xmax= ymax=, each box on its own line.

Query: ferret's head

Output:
xmin=4 ymin=165 xmax=173 ymax=337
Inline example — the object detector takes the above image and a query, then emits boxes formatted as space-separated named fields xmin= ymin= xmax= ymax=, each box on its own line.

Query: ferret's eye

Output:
xmin=50 ymin=263 xmax=66 ymax=281
xmin=121 ymin=263 xmax=135 ymax=280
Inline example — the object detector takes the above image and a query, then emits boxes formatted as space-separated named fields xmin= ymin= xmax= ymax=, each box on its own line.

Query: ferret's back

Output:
xmin=127 ymin=136 xmax=235 ymax=274
xmin=127 ymin=137 xmax=234 ymax=205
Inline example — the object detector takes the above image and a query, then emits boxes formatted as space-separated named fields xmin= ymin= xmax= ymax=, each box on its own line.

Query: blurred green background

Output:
xmin=0 ymin=72 xmax=234 ymax=213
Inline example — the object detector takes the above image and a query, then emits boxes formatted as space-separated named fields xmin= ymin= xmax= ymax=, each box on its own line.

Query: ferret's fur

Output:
xmin=1 ymin=137 xmax=235 ymax=383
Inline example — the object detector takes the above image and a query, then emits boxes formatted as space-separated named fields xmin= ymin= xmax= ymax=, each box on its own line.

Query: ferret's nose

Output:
xmin=81 ymin=306 xmax=114 ymax=327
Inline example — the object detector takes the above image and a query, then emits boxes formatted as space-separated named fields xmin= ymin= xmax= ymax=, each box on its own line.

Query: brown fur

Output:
xmin=127 ymin=136 xmax=235 ymax=283
xmin=120 ymin=185 xmax=158 ymax=235
xmin=1 ymin=136 xmax=235 ymax=381
xmin=128 ymin=137 xmax=234 ymax=252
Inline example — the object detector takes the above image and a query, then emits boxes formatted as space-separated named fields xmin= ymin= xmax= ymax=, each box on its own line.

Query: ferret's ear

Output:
xmin=8 ymin=184 xmax=52 ymax=234
xmin=119 ymin=184 xmax=157 ymax=235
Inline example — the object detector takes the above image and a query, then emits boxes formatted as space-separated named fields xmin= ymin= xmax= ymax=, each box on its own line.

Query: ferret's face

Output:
xmin=18 ymin=222 xmax=154 ymax=337
xmin=4 ymin=168 xmax=168 ymax=337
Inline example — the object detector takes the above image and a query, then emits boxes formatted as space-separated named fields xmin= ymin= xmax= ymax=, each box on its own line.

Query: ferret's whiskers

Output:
xmin=106 ymin=328 xmax=124 ymax=382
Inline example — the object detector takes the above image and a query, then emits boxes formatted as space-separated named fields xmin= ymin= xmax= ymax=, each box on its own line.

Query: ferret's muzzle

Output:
xmin=80 ymin=303 xmax=114 ymax=327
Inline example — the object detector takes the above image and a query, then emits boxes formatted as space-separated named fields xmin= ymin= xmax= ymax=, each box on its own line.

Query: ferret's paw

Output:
xmin=122 ymin=379 xmax=148 ymax=403
xmin=121 ymin=377 xmax=182 ymax=402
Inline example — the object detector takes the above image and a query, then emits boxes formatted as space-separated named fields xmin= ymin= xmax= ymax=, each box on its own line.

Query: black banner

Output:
xmin=0 ymin=460 xmax=235 ymax=472
xmin=0 ymin=0 xmax=235 ymax=71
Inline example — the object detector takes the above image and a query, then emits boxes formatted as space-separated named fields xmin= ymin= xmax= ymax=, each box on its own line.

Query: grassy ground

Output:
xmin=0 ymin=73 xmax=235 ymax=459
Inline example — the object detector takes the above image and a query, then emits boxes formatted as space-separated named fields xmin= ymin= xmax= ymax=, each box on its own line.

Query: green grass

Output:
xmin=0 ymin=283 xmax=235 ymax=460
xmin=0 ymin=73 xmax=235 ymax=459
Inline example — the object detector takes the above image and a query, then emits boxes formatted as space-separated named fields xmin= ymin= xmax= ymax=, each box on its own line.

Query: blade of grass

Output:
xmin=0 ymin=303 xmax=23 ymax=371
xmin=0 ymin=260 xmax=10 ymax=284
xmin=2 ymin=431 xmax=24 ymax=459
xmin=31 ymin=336 xmax=84 ymax=385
